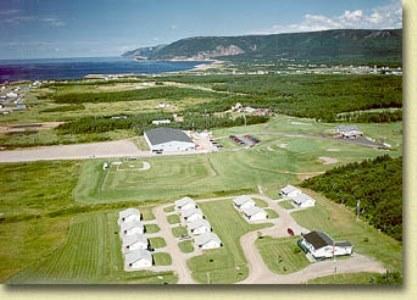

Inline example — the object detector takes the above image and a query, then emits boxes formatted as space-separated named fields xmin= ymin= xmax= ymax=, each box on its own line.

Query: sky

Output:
xmin=0 ymin=0 xmax=402 ymax=59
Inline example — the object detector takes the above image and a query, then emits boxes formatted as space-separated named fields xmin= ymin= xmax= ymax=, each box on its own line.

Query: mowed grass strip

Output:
xmin=153 ymin=253 xmax=172 ymax=266
xmin=187 ymin=200 xmax=271 ymax=284
xmin=172 ymin=226 xmax=188 ymax=238
xmin=291 ymin=191 xmax=402 ymax=272
xmin=255 ymin=236 xmax=310 ymax=274
xmin=149 ymin=237 xmax=167 ymax=249
xmin=145 ymin=224 xmax=160 ymax=234
xmin=163 ymin=205 xmax=175 ymax=213
xmin=178 ymin=240 xmax=194 ymax=253
xmin=307 ymin=272 xmax=382 ymax=285
xmin=265 ymin=208 xmax=279 ymax=219
xmin=10 ymin=212 xmax=177 ymax=284
xmin=167 ymin=214 xmax=181 ymax=225
xmin=254 ymin=198 xmax=268 ymax=208
xmin=278 ymin=200 xmax=295 ymax=209
xmin=141 ymin=207 xmax=155 ymax=221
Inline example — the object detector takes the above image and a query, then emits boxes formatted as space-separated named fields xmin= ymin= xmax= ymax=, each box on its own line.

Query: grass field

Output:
xmin=9 ymin=212 xmax=177 ymax=284
xmin=291 ymin=190 xmax=402 ymax=272
xmin=178 ymin=240 xmax=194 ymax=253
xmin=307 ymin=272 xmax=382 ymax=284
xmin=187 ymin=200 xmax=271 ymax=283
xmin=255 ymin=236 xmax=310 ymax=274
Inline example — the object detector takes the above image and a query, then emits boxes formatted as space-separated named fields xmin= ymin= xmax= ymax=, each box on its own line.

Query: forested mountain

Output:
xmin=123 ymin=29 xmax=402 ymax=64
xmin=301 ymin=155 xmax=402 ymax=241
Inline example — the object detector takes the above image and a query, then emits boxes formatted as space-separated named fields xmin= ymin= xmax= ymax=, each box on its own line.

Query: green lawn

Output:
xmin=153 ymin=253 xmax=172 ymax=266
xmin=187 ymin=200 xmax=272 ymax=283
xmin=255 ymin=236 xmax=310 ymax=274
xmin=254 ymin=198 xmax=268 ymax=208
xmin=163 ymin=205 xmax=175 ymax=213
xmin=9 ymin=212 xmax=177 ymax=284
xmin=145 ymin=224 xmax=160 ymax=234
xmin=265 ymin=208 xmax=279 ymax=219
xmin=178 ymin=240 xmax=194 ymax=253
xmin=141 ymin=207 xmax=155 ymax=221
xmin=278 ymin=200 xmax=295 ymax=209
xmin=167 ymin=214 xmax=181 ymax=225
xmin=149 ymin=237 xmax=167 ymax=249
xmin=172 ymin=226 xmax=188 ymax=238
xmin=307 ymin=272 xmax=382 ymax=285
xmin=291 ymin=190 xmax=402 ymax=272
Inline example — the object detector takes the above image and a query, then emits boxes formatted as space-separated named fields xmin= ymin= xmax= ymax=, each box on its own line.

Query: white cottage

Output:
xmin=188 ymin=219 xmax=212 ymax=235
xmin=122 ymin=234 xmax=149 ymax=254
xmin=120 ymin=220 xmax=145 ymax=237
xmin=241 ymin=206 xmax=268 ymax=222
xmin=290 ymin=193 xmax=316 ymax=208
xmin=118 ymin=208 xmax=141 ymax=225
xmin=182 ymin=208 xmax=204 ymax=223
xmin=233 ymin=195 xmax=256 ymax=210
xmin=195 ymin=232 xmax=222 ymax=250
xmin=175 ymin=197 xmax=197 ymax=211
xmin=298 ymin=231 xmax=353 ymax=259
xmin=280 ymin=185 xmax=301 ymax=198
xmin=124 ymin=249 xmax=153 ymax=270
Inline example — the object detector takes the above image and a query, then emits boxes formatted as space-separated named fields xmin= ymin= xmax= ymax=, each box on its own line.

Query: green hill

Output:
xmin=123 ymin=29 xmax=402 ymax=65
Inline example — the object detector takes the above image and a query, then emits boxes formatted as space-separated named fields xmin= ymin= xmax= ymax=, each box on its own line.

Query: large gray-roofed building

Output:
xmin=144 ymin=127 xmax=196 ymax=152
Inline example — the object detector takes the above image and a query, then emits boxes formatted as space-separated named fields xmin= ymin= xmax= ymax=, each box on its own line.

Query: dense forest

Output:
xmin=301 ymin=155 xmax=402 ymax=241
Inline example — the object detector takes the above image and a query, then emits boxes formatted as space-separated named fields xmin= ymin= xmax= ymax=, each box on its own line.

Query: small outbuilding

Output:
xmin=120 ymin=220 xmax=145 ymax=237
xmin=175 ymin=197 xmax=197 ymax=211
xmin=298 ymin=231 xmax=353 ymax=259
xmin=188 ymin=219 xmax=212 ymax=235
xmin=124 ymin=249 xmax=153 ymax=270
xmin=241 ymin=206 xmax=268 ymax=222
xmin=233 ymin=195 xmax=256 ymax=210
xmin=195 ymin=232 xmax=222 ymax=250
xmin=118 ymin=208 xmax=141 ymax=225
xmin=144 ymin=127 xmax=196 ymax=153
xmin=122 ymin=234 xmax=149 ymax=254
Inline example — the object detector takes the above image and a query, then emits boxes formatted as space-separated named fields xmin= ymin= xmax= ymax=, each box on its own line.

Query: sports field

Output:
xmin=9 ymin=212 xmax=177 ymax=284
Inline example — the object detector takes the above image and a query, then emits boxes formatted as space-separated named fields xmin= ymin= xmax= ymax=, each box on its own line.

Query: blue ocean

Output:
xmin=0 ymin=57 xmax=205 ymax=83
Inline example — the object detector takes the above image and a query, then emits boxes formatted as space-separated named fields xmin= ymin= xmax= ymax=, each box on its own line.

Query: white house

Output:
xmin=118 ymin=208 xmax=141 ymax=225
xmin=280 ymin=185 xmax=301 ymax=198
xmin=195 ymin=232 xmax=222 ymax=250
xmin=175 ymin=197 xmax=197 ymax=211
xmin=182 ymin=208 xmax=204 ymax=223
xmin=120 ymin=220 xmax=145 ymax=237
xmin=121 ymin=234 xmax=149 ymax=254
xmin=233 ymin=195 xmax=256 ymax=210
xmin=144 ymin=127 xmax=196 ymax=153
xmin=290 ymin=193 xmax=316 ymax=208
xmin=124 ymin=249 xmax=153 ymax=270
xmin=188 ymin=219 xmax=211 ymax=235
xmin=298 ymin=231 xmax=353 ymax=259
xmin=241 ymin=206 xmax=268 ymax=222
xmin=336 ymin=125 xmax=363 ymax=139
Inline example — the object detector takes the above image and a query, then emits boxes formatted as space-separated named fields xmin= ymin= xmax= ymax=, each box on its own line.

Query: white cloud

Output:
xmin=1 ymin=14 xmax=65 ymax=27
xmin=252 ymin=0 xmax=402 ymax=34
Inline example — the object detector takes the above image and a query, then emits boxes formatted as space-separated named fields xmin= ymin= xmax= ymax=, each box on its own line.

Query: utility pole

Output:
xmin=356 ymin=199 xmax=361 ymax=221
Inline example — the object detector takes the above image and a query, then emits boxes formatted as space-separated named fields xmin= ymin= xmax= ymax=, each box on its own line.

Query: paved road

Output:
xmin=0 ymin=139 xmax=212 ymax=163
xmin=153 ymin=205 xmax=196 ymax=284
xmin=238 ymin=194 xmax=386 ymax=284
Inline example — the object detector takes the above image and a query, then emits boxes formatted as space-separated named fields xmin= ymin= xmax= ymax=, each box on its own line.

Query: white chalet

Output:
xmin=298 ymin=231 xmax=353 ymax=259
xmin=241 ymin=206 xmax=268 ymax=222
xmin=121 ymin=234 xmax=148 ymax=254
xmin=118 ymin=208 xmax=141 ymax=225
xmin=195 ymin=232 xmax=222 ymax=250
xmin=182 ymin=208 xmax=204 ymax=223
xmin=188 ymin=219 xmax=211 ymax=235
xmin=124 ymin=249 xmax=153 ymax=270
xmin=175 ymin=197 xmax=197 ymax=211
xmin=290 ymin=193 xmax=316 ymax=208
xmin=120 ymin=220 xmax=145 ymax=237
xmin=280 ymin=185 xmax=301 ymax=198
xmin=336 ymin=125 xmax=363 ymax=140
xmin=233 ymin=195 xmax=256 ymax=210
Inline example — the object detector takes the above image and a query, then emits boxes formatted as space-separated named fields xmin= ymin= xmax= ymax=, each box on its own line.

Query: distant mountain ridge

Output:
xmin=122 ymin=29 xmax=402 ymax=64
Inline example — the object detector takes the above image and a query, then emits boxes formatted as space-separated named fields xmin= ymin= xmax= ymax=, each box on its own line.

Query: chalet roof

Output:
xmin=120 ymin=220 xmax=144 ymax=232
xmin=241 ymin=206 xmax=265 ymax=217
xmin=175 ymin=197 xmax=195 ymax=208
xmin=281 ymin=184 xmax=300 ymax=195
xmin=291 ymin=193 xmax=315 ymax=205
xmin=233 ymin=195 xmax=254 ymax=206
xmin=119 ymin=208 xmax=140 ymax=219
xmin=188 ymin=219 xmax=211 ymax=231
xmin=124 ymin=249 xmax=152 ymax=265
xmin=122 ymin=234 xmax=148 ymax=248
xmin=195 ymin=232 xmax=221 ymax=246
xmin=181 ymin=208 xmax=203 ymax=218
xmin=302 ymin=231 xmax=334 ymax=249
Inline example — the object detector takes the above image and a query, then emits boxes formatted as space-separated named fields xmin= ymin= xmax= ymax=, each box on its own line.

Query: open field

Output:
xmin=9 ymin=212 xmax=177 ymax=284
xmin=291 ymin=191 xmax=402 ymax=272
xmin=187 ymin=200 xmax=271 ymax=283
xmin=255 ymin=236 xmax=310 ymax=274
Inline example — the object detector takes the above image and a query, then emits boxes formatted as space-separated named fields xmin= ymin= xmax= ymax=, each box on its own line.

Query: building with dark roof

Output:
xmin=298 ymin=231 xmax=353 ymax=259
xmin=144 ymin=127 xmax=196 ymax=153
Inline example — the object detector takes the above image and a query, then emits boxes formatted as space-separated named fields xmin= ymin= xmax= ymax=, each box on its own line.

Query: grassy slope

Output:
xmin=187 ymin=200 xmax=271 ymax=283
xmin=307 ymin=272 xmax=382 ymax=284
xmin=291 ymin=191 xmax=402 ymax=272
xmin=10 ymin=212 xmax=177 ymax=284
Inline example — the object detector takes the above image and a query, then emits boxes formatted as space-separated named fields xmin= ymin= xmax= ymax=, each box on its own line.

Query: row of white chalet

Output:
xmin=280 ymin=185 xmax=316 ymax=208
xmin=174 ymin=197 xmax=222 ymax=250
xmin=233 ymin=195 xmax=268 ymax=222
xmin=118 ymin=208 xmax=153 ymax=270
